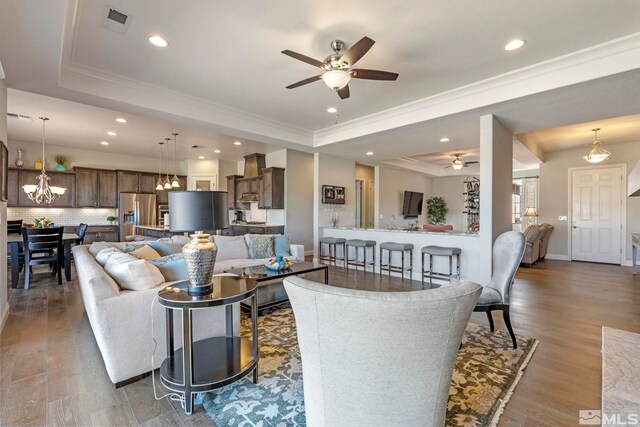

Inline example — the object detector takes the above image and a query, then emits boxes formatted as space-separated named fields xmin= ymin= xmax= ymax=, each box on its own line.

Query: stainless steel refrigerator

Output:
xmin=119 ymin=193 xmax=157 ymax=241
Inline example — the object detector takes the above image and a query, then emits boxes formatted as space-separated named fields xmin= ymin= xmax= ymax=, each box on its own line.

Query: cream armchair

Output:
xmin=284 ymin=276 xmax=481 ymax=427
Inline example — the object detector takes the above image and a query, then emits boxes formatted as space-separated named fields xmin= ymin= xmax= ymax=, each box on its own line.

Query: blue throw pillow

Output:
xmin=150 ymin=241 xmax=183 ymax=257
xmin=149 ymin=253 xmax=188 ymax=282
xmin=274 ymin=235 xmax=290 ymax=257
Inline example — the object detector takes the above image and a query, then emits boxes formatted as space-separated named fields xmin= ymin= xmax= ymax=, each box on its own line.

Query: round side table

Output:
xmin=158 ymin=276 xmax=258 ymax=414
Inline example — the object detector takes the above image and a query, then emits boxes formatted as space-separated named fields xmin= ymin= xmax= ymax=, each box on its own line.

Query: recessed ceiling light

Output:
xmin=234 ymin=141 xmax=242 ymax=146
xmin=439 ymin=137 xmax=450 ymax=143
xmin=366 ymin=151 xmax=374 ymax=156
xmin=198 ymin=156 xmax=205 ymax=159
xmin=107 ymin=131 xmax=117 ymax=136
xmin=149 ymin=35 xmax=168 ymax=48
xmin=100 ymin=141 xmax=109 ymax=146
xmin=115 ymin=117 xmax=127 ymax=123
xmin=504 ymin=39 xmax=525 ymax=51
xmin=214 ymin=149 xmax=221 ymax=153
xmin=327 ymin=107 xmax=338 ymax=113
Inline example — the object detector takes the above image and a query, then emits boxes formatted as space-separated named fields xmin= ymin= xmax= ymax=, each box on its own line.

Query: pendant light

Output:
xmin=156 ymin=142 xmax=165 ymax=191
xmin=22 ymin=117 xmax=66 ymax=205
xmin=171 ymin=132 xmax=180 ymax=188
xmin=583 ymin=128 xmax=611 ymax=163
xmin=163 ymin=137 xmax=172 ymax=189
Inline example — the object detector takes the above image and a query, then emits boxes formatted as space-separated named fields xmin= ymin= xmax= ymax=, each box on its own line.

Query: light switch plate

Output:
xmin=558 ymin=216 xmax=567 ymax=221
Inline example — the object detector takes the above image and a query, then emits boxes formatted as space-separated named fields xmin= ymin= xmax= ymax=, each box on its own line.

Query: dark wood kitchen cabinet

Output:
xmin=75 ymin=167 xmax=117 ymax=208
xmin=226 ymin=175 xmax=243 ymax=210
xmin=260 ymin=167 xmax=285 ymax=209
xmin=83 ymin=225 xmax=119 ymax=244
xmin=17 ymin=169 xmax=76 ymax=208
xmin=117 ymin=171 xmax=157 ymax=194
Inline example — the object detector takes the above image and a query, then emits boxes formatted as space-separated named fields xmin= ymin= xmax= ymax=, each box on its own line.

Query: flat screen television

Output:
xmin=402 ymin=191 xmax=424 ymax=218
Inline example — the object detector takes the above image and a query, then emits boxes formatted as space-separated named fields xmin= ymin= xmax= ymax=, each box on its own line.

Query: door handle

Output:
xmin=572 ymin=226 xmax=578 ymax=229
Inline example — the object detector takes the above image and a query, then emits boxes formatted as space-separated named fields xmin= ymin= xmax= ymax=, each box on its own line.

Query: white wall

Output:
xmin=355 ymin=163 xmax=375 ymax=228
xmin=431 ymin=175 xmax=478 ymax=230
xmin=313 ymin=153 xmax=356 ymax=258
xmin=286 ymin=149 xmax=313 ymax=250
xmin=377 ymin=166 xmax=432 ymax=229
xmin=0 ymin=74 xmax=8 ymax=330
xmin=7 ymin=139 xmax=185 ymax=174
xmin=539 ymin=140 xmax=640 ymax=261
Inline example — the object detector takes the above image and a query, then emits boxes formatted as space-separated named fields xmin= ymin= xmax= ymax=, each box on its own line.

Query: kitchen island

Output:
xmin=321 ymin=227 xmax=482 ymax=283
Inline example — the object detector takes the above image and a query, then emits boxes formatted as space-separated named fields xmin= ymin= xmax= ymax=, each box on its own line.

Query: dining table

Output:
xmin=7 ymin=233 xmax=80 ymax=288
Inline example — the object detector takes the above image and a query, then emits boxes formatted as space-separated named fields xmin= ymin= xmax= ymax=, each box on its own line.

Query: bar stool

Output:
xmin=379 ymin=242 xmax=414 ymax=280
xmin=421 ymin=246 xmax=461 ymax=285
xmin=319 ymin=237 xmax=346 ymax=266
xmin=345 ymin=239 xmax=376 ymax=272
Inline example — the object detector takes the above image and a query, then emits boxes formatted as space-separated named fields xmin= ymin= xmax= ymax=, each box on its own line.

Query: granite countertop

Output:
xmin=324 ymin=226 xmax=479 ymax=237
xmin=231 ymin=223 xmax=285 ymax=227
xmin=136 ymin=225 xmax=171 ymax=231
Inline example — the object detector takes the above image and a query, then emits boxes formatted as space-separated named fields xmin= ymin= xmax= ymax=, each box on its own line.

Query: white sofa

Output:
xmin=73 ymin=235 xmax=304 ymax=385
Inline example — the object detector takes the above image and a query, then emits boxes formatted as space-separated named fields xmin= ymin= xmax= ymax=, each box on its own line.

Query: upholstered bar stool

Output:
xmin=421 ymin=246 xmax=461 ymax=285
xmin=345 ymin=239 xmax=376 ymax=272
xmin=319 ymin=237 xmax=346 ymax=266
xmin=379 ymin=242 xmax=414 ymax=280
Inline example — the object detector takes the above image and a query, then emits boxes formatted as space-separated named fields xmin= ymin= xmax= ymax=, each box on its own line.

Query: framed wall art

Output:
xmin=322 ymin=185 xmax=345 ymax=204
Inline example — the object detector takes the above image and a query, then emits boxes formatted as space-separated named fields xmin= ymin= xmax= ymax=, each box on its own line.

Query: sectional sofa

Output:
xmin=73 ymin=234 xmax=304 ymax=385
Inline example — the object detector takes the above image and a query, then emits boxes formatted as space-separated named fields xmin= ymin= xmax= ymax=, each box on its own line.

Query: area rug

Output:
xmin=201 ymin=304 xmax=538 ymax=427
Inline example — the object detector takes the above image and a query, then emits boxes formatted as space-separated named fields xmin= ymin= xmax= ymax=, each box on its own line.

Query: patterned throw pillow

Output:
xmin=244 ymin=234 xmax=275 ymax=259
xmin=523 ymin=226 xmax=542 ymax=244
xmin=149 ymin=253 xmax=188 ymax=282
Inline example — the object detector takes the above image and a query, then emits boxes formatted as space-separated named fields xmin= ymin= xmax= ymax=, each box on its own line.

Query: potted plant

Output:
xmin=53 ymin=154 xmax=68 ymax=172
xmin=106 ymin=215 xmax=117 ymax=225
xmin=426 ymin=196 xmax=448 ymax=225
xmin=34 ymin=217 xmax=53 ymax=228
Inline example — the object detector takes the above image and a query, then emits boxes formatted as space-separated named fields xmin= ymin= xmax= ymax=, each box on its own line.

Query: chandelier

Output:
xmin=22 ymin=117 xmax=66 ymax=205
xmin=583 ymin=128 xmax=611 ymax=163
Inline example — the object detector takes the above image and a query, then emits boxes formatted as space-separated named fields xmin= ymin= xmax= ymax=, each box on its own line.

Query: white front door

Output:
xmin=571 ymin=167 xmax=622 ymax=264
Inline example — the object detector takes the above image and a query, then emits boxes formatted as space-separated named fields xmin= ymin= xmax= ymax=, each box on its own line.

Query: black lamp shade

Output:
xmin=169 ymin=191 xmax=229 ymax=232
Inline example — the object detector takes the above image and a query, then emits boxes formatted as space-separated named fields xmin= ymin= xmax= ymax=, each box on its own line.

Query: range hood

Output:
xmin=238 ymin=192 xmax=259 ymax=203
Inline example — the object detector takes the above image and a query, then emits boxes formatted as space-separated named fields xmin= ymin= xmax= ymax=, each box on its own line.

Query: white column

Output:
xmin=313 ymin=153 xmax=321 ymax=261
xmin=479 ymin=114 xmax=514 ymax=284
xmin=0 ymin=67 xmax=9 ymax=331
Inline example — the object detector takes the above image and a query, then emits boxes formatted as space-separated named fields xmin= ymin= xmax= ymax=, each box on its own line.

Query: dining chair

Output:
xmin=472 ymin=231 xmax=526 ymax=349
xmin=22 ymin=227 xmax=64 ymax=288
xmin=7 ymin=219 xmax=23 ymax=235
xmin=75 ymin=223 xmax=88 ymax=245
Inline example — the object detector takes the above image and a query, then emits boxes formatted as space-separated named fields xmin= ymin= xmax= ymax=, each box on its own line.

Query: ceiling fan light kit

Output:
xmin=282 ymin=36 xmax=399 ymax=99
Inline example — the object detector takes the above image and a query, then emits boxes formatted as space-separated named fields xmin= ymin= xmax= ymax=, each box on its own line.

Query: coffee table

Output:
xmin=225 ymin=261 xmax=329 ymax=310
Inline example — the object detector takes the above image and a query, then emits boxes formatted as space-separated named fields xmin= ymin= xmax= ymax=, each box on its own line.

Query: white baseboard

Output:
xmin=0 ymin=303 xmax=9 ymax=333
xmin=545 ymin=253 xmax=570 ymax=261
xmin=622 ymin=260 xmax=634 ymax=267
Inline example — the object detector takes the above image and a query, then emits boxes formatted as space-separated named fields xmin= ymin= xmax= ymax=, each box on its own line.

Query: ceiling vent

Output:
xmin=101 ymin=5 xmax=132 ymax=35
xmin=7 ymin=113 xmax=33 ymax=121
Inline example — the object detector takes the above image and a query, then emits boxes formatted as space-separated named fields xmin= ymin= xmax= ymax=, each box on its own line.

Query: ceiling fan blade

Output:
xmin=281 ymin=50 xmax=324 ymax=68
xmin=341 ymin=36 xmax=375 ymax=66
xmin=351 ymin=69 xmax=399 ymax=81
xmin=465 ymin=161 xmax=480 ymax=165
xmin=337 ymin=84 xmax=350 ymax=99
xmin=286 ymin=75 xmax=322 ymax=89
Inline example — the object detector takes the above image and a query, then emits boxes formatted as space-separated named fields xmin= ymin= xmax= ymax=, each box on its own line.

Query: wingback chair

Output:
xmin=521 ymin=225 xmax=542 ymax=266
xmin=283 ymin=276 xmax=481 ymax=427
xmin=472 ymin=231 xmax=526 ymax=349
xmin=537 ymin=223 xmax=554 ymax=260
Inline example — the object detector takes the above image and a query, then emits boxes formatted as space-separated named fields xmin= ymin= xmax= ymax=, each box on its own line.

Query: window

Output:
xmin=512 ymin=183 xmax=521 ymax=224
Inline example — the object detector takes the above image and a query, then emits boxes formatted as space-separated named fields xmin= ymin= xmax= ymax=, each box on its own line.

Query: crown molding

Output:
xmin=314 ymin=32 xmax=640 ymax=147
xmin=59 ymin=0 xmax=312 ymax=148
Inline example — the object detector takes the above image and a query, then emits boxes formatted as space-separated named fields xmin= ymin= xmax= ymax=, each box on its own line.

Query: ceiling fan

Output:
xmin=444 ymin=154 xmax=479 ymax=170
xmin=282 ymin=37 xmax=399 ymax=99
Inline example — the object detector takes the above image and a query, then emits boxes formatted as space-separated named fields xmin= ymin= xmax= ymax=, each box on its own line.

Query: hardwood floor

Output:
xmin=2 ymin=259 xmax=639 ymax=426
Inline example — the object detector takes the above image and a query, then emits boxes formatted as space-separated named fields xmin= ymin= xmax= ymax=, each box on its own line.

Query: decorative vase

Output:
xmin=15 ymin=149 xmax=24 ymax=167
xmin=182 ymin=231 xmax=217 ymax=296
xmin=55 ymin=164 xmax=66 ymax=171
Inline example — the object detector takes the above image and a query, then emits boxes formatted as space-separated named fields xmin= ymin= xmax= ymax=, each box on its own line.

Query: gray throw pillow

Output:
xmin=244 ymin=234 xmax=275 ymax=259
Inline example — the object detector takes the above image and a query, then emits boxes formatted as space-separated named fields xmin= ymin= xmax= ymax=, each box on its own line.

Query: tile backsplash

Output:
xmin=8 ymin=208 xmax=118 ymax=226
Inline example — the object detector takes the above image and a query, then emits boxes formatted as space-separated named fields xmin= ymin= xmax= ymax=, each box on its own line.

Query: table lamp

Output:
xmin=169 ymin=191 xmax=229 ymax=296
